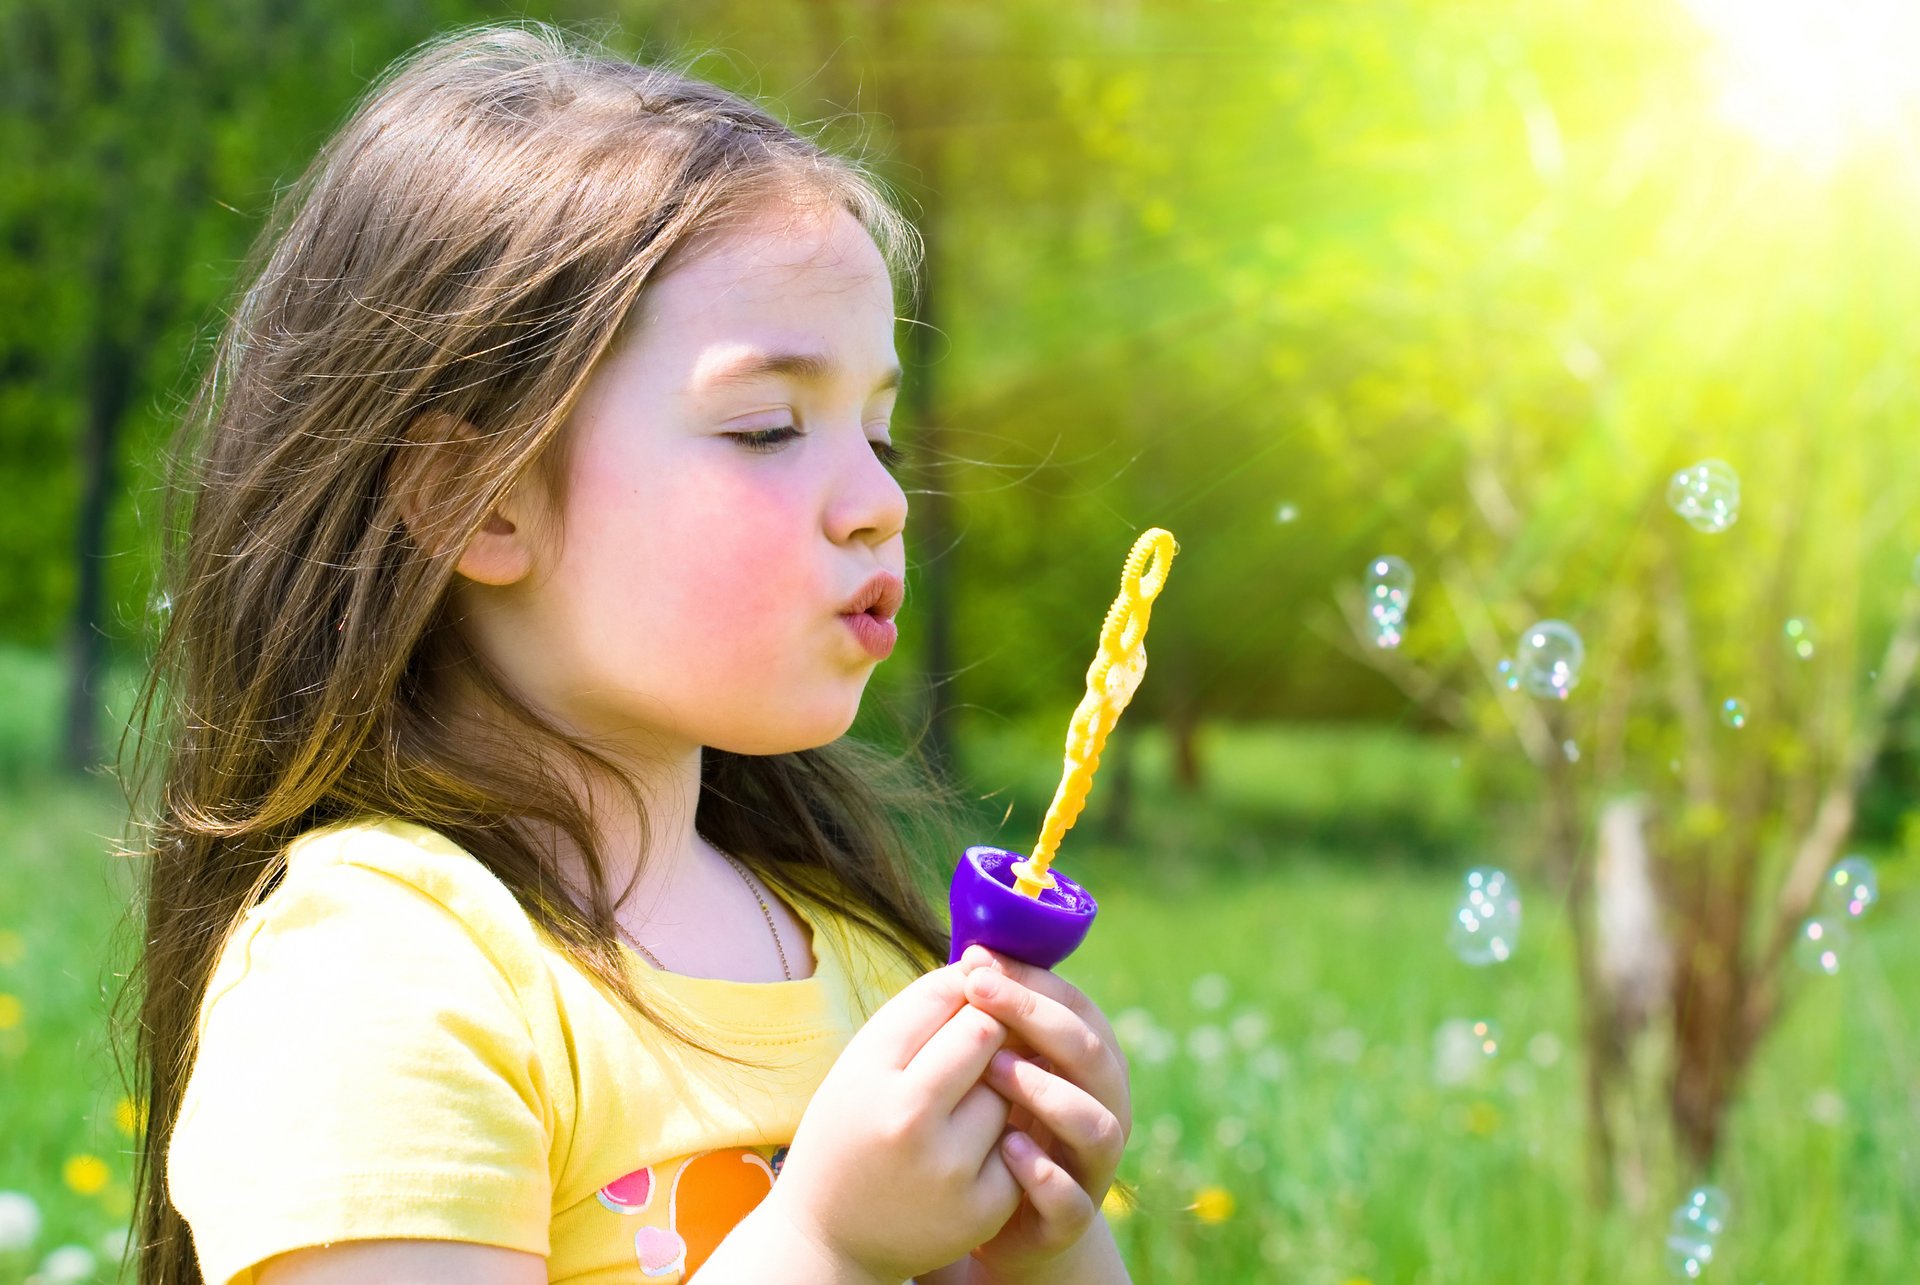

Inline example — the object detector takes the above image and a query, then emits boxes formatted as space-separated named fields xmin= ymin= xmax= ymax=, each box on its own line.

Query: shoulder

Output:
xmin=170 ymin=817 xmax=562 ymax=1284
xmin=195 ymin=816 xmax=551 ymax=1037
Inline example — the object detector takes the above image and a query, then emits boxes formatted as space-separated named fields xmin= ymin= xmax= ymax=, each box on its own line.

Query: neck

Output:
xmin=434 ymin=666 xmax=711 ymax=914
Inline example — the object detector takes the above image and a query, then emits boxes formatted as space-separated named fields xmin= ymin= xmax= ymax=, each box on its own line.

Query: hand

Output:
xmin=756 ymin=963 xmax=1026 ymax=1283
xmin=955 ymin=945 xmax=1133 ymax=1281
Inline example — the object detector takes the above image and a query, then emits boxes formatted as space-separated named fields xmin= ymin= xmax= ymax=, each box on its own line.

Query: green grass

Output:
xmin=1 ymin=646 xmax=1915 ymax=1282
xmin=0 ymin=779 xmax=142 ymax=1284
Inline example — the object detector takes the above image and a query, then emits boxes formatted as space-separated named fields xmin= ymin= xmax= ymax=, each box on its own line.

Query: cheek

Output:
xmin=568 ymin=456 xmax=816 ymax=667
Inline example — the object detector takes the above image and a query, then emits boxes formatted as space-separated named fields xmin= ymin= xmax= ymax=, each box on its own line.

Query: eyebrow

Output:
xmin=698 ymin=349 xmax=903 ymax=395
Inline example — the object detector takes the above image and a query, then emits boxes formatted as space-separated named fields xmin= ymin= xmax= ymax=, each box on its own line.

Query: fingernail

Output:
xmin=961 ymin=945 xmax=993 ymax=970
xmin=990 ymin=1050 xmax=1016 ymax=1076
xmin=1004 ymin=1130 xmax=1035 ymax=1158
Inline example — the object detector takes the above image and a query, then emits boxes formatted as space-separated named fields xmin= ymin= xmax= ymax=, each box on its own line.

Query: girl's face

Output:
xmin=457 ymin=199 xmax=908 ymax=758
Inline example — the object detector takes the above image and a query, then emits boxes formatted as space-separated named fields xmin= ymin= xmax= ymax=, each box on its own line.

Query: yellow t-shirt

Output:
xmin=167 ymin=816 xmax=930 ymax=1285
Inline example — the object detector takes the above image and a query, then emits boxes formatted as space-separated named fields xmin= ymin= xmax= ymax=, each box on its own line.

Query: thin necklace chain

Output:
xmin=621 ymin=849 xmax=791 ymax=981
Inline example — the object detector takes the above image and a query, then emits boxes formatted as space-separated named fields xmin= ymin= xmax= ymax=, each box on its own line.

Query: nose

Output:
xmin=827 ymin=429 xmax=909 ymax=549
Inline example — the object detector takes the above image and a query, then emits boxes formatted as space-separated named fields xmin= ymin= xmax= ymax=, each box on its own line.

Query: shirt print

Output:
xmin=595 ymin=1143 xmax=791 ymax=1280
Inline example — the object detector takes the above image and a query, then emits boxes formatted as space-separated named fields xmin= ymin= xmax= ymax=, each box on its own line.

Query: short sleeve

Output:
xmin=167 ymin=855 xmax=553 ymax=1285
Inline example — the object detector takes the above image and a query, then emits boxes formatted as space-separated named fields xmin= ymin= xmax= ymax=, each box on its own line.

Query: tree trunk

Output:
xmin=61 ymin=329 xmax=130 ymax=772
xmin=60 ymin=113 xmax=131 ymax=774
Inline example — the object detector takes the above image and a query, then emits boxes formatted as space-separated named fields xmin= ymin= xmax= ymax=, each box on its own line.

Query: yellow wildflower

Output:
xmin=0 ymin=994 xmax=21 ymax=1030
xmin=1189 ymin=1185 xmax=1235 ymax=1223
xmin=65 ymin=1154 xmax=110 ymax=1196
xmin=115 ymin=1097 xmax=148 ymax=1136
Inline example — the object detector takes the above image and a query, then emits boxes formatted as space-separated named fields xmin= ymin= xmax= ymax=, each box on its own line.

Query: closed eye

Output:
xmin=728 ymin=426 xmax=905 ymax=475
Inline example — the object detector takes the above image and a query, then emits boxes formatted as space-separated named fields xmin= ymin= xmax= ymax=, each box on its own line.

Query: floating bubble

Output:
xmin=1275 ymin=501 xmax=1300 ymax=524
xmin=1666 ymin=459 xmax=1740 ymax=533
xmin=1496 ymin=658 xmax=1521 ymax=691
xmin=1678 ymin=1185 xmax=1730 ymax=1238
xmin=1664 ymin=1186 xmax=1731 ymax=1279
xmin=1562 ymin=739 xmax=1580 ymax=763
xmin=1783 ymin=617 xmax=1816 ymax=660
xmin=1793 ymin=916 xmax=1849 ymax=975
xmin=1719 ymin=698 xmax=1747 ymax=729
xmin=1366 ymin=555 xmax=1414 ymax=649
xmin=1448 ymin=866 xmax=1521 ymax=965
xmin=1821 ymin=856 xmax=1878 ymax=919
xmin=1664 ymin=1226 xmax=1714 ymax=1279
xmin=1515 ymin=620 xmax=1584 ymax=700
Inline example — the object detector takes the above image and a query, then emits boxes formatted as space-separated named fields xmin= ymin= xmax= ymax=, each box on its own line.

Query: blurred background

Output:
xmin=5 ymin=0 xmax=1920 ymax=1280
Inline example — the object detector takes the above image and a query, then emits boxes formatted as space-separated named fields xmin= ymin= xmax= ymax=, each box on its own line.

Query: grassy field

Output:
xmin=1 ymin=652 xmax=1916 ymax=1282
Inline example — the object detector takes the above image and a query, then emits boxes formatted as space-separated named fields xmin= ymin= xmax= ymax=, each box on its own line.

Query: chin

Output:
xmin=709 ymin=702 xmax=861 ymax=756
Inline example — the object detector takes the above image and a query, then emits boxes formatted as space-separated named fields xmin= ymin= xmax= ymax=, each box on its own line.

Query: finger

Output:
xmin=949 ymin=1078 xmax=1014 ymax=1156
xmin=963 ymin=970 xmax=1128 ymax=1132
xmin=848 ymin=964 xmax=970 ymax=1070
xmin=985 ymin=1051 xmax=1125 ymax=1186
xmin=969 ymin=949 xmax=1119 ymax=1051
xmin=999 ymin=1129 xmax=1097 ymax=1254
xmin=902 ymin=1002 xmax=1010 ymax=1114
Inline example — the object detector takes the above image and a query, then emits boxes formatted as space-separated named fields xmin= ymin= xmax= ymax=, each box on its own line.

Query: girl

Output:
xmin=117 ymin=21 xmax=1133 ymax=1285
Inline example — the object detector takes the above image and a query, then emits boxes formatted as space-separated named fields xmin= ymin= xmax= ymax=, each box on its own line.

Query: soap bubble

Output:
xmin=1515 ymin=620 xmax=1584 ymax=699
xmin=1449 ymin=866 xmax=1521 ymax=965
xmin=1794 ymin=916 xmax=1849 ymax=975
xmin=1664 ymin=1186 xmax=1731 ymax=1279
xmin=1562 ymin=739 xmax=1580 ymax=763
xmin=1821 ymin=856 xmax=1878 ymax=919
xmin=1783 ymin=617 xmax=1816 ymax=660
xmin=1664 ymin=1230 xmax=1713 ymax=1279
xmin=1275 ymin=501 xmax=1300 ymax=524
xmin=1666 ymin=459 xmax=1740 ymax=533
xmin=1496 ymin=658 xmax=1521 ymax=691
xmin=1678 ymin=1185 xmax=1730 ymax=1238
xmin=1719 ymin=698 xmax=1747 ymax=729
xmin=1366 ymin=555 xmax=1414 ymax=649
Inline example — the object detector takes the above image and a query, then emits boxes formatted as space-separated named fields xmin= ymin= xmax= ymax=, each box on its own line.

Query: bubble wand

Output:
xmin=947 ymin=528 xmax=1180 ymax=968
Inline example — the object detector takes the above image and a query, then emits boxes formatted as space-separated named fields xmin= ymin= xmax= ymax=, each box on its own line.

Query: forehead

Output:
xmin=632 ymin=202 xmax=896 ymax=366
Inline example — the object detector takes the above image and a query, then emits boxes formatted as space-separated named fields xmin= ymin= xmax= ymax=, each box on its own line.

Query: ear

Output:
xmin=390 ymin=412 xmax=543 ymax=587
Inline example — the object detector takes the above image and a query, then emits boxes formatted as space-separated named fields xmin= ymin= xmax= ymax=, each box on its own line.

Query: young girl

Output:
xmin=118 ymin=21 xmax=1133 ymax=1285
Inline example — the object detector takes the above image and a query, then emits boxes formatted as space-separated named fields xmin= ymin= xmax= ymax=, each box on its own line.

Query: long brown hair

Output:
xmin=109 ymin=22 xmax=968 ymax=1284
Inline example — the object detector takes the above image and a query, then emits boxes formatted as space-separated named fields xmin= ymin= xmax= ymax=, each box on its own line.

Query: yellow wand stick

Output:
xmin=1011 ymin=528 xmax=1180 ymax=900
